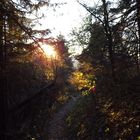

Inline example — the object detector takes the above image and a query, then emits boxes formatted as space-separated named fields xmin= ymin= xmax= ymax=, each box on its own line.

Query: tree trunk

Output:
xmin=136 ymin=0 xmax=140 ymax=71
xmin=102 ymin=0 xmax=116 ymax=81
xmin=136 ymin=0 xmax=140 ymax=42
xmin=0 ymin=2 xmax=8 ymax=139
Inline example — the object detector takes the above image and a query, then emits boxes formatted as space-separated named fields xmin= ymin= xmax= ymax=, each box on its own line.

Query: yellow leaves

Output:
xmin=82 ymin=90 xmax=89 ymax=96
xmin=105 ymin=127 xmax=110 ymax=133
xmin=137 ymin=136 xmax=140 ymax=140
xmin=69 ymin=70 xmax=95 ymax=91
xmin=66 ymin=116 xmax=72 ymax=127
xmin=72 ymin=71 xmax=83 ymax=78
xmin=109 ymin=111 xmax=122 ymax=122
xmin=57 ymin=95 xmax=69 ymax=103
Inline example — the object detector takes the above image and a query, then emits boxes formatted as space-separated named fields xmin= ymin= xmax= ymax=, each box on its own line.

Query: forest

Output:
xmin=0 ymin=0 xmax=140 ymax=140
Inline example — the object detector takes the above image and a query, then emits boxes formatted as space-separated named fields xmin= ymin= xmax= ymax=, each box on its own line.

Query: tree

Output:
xmin=67 ymin=1 xmax=140 ymax=139
xmin=77 ymin=0 xmax=140 ymax=81
xmin=136 ymin=0 xmax=140 ymax=43
xmin=77 ymin=0 xmax=117 ymax=81
xmin=111 ymin=0 xmax=140 ymax=73
xmin=0 ymin=0 xmax=50 ymax=139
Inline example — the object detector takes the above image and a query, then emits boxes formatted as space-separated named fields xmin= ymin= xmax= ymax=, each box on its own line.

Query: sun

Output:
xmin=40 ymin=43 xmax=57 ymax=58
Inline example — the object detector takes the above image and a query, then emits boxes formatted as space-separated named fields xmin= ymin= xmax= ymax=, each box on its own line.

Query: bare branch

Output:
xmin=77 ymin=0 xmax=104 ymax=25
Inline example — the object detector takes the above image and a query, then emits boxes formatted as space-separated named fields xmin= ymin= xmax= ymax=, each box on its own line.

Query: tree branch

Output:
xmin=9 ymin=81 xmax=56 ymax=113
xmin=77 ymin=0 xmax=105 ymax=26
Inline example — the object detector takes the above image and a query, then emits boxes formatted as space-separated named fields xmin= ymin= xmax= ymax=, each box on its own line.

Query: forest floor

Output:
xmin=46 ymin=96 xmax=81 ymax=140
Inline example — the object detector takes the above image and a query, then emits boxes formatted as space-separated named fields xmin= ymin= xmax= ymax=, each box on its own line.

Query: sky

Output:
xmin=35 ymin=0 xmax=117 ymax=38
xmin=33 ymin=0 xmax=91 ymax=55
xmin=33 ymin=0 xmax=117 ymax=55
xmin=37 ymin=0 xmax=88 ymax=38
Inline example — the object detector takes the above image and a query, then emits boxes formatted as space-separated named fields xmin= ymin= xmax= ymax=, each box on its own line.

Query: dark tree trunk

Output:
xmin=0 ymin=2 xmax=8 ymax=139
xmin=136 ymin=0 xmax=140 ymax=71
xmin=136 ymin=0 xmax=140 ymax=43
xmin=0 ymin=74 xmax=7 ymax=140
xmin=102 ymin=0 xmax=116 ymax=81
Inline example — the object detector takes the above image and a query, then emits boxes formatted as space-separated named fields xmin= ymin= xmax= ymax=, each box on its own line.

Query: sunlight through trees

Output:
xmin=0 ymin=0 xmax=140 ymax=139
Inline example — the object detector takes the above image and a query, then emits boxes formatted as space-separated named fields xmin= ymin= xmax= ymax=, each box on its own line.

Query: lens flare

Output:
xmin=40 ymin=43 xmax=57 ymax=58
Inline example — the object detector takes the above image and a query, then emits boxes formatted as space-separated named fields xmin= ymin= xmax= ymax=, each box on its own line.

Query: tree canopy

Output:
xmin=0 ymin=0 xmax=140 ymax=139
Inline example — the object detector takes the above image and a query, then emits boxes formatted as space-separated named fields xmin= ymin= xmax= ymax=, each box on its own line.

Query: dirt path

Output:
xmin=47 ymin=96 xmax=80 ymax=140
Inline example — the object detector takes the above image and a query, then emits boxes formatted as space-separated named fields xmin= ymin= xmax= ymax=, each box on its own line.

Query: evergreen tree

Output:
xmin=0 ymin=0 xmax=49 ymax=139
